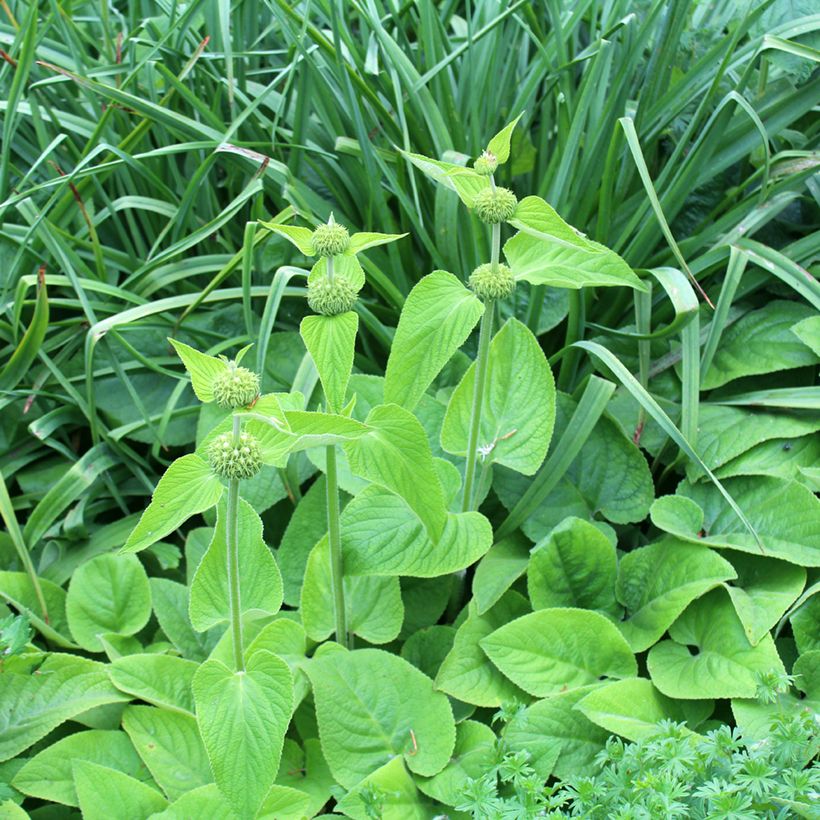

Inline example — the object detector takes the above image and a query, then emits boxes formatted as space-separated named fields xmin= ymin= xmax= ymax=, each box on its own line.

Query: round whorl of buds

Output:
xmin=307 ymin=277 xmax=358 ymax=316
xmin=311 ymin=222 xmax=350 ymax=257
xmin=472 ymin=187 xmax=518 ymax=224
xmin=212 ymin=366 xmax=260 ymax=409
xmin=207 ymin=431 xmax=262 ymax=481
xmin=473 ymin=151 xmax=498 ymax=176
xmin=469 ymin=262 xmax=516 ymax=301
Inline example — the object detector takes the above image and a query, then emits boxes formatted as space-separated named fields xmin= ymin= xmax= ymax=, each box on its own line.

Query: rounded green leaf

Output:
xmin=193 ymin=650 xmax=293 ymax=818
xmin=528 ymin=516 xmax=618 ymax=613
xmin=73 ymin=760 xmax=166 ymax=819
xmin=109 ymin=654 xmax=198 ymax=715
xmin=481 ymin=608 xmax=637 ymax=697
xmin=305 ymin=648 xmax=456 ymax=788
xmin=66 ymin=554 xmax=151 ymax=652
xmin=647 ymin=588 xmax=785 ymax=699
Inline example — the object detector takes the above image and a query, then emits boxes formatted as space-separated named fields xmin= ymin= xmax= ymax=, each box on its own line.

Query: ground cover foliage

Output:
xmin=0 ymin=0 xmax=819 ymax=817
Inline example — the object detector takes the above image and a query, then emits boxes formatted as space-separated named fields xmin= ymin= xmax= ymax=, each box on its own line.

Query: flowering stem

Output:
xmin=226 ymin=414 xmax=244 ymax=671
xmin=325 ymin=444 xmax=349 ymax=647
xmin=326 ymin=255 xmax=334 ymax=283
xmin=461 ymin=298 xmax=494 ymax=512
xmin=490 ymin=222 xmax=501 ymax=270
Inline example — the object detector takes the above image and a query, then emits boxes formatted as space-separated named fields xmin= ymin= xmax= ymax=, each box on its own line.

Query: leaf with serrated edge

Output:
xmin=300 ymin=312 xmax=358 ymax=413
xmin=167 ymin=338 xmax=229 ymax=403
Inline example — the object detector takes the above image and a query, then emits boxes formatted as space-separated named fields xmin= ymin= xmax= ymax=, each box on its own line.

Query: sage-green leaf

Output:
xmin=261 ymin=222 xmax=315 ymax=256
xmin=306 ymin=648 xmax=456 ymax=788
xmin=415 ymin=720 xmax=497 ymax=808
xmin=486 ymin=112 xmax=524 ymax=164
xmin=66 ymin=553 xmax=151 ymax=652
xmin=275 ymin=738 xmax=334 ymax=817
xmin=341 ymin=485 xmax=492 ymax=577
xmin=122 ymin=706 xmax=211 ymax=799
xmin=12 ymin=730 xmax=146 ymax=807
xmin=616 ymin=539 xmax=737 ymax=652
xmin=792 ymin=594 xmax=820 ymax=654
xmin=701 ymin=300 xmax=817 ymax=389
xmin=0 ymin=654 xmax=127 ymax=762
xmin=504 ymin=686 xmax=609 ymax=779
xmin=723 ymin=552 xmax=806 ymax=646
xmin=575 ymin=678 xmax=711 ymax=741
xmin=73 ymin=760 xmax=166 ymax=819
xmin=109 ymin=654 xmax=198 ymax=715
xmin=300 ymin=535 xmax=403 ymax=644
xmin=148 ymin=784 xmax=233 ymax=820
xmin=472 ymin=534 xmax=530 ymax=615
xmin=300 ymin=312 xmax=358 ymax=413
xmin=347 ymin=231 xmax=407 ymax=255
xmin=528 ymin=517 xmax=618 ymax=614
xmin=149 ymin=578 xmax=218 ymax=661
xmin=345 ymin=403 xmax=447 ymax=541
xmin=441 ymin=318 xmax=555 ymax=475
xmin=436 ymin=594 xmax=531 ymax=707
xmin=481 ymin=608 xmax=637 ymax=697
xmin=505 ymin=196 xmax=647 ymax=291
xmin=647 ymin=589 xmax=785 ymax=699
xmin=189 ymin=497 xmax=282 ymax=632
xmin=257 ymin=784 xmax=312 ymax=820
xmin=335 ymin=757 xmax=428 ymax=820
xmin=167 ymin=338 xmax=229 ymax=403
xmin=308 ymin=254 xmax=365 ymax=290
xmin=193 ymin=650 xmax=293 ymax=818
xmin=384 ymin=270 xmax=483 ymax=411
xmin=716 ymin=434 xmax=820 ymax=482
xmin=401 ymin=151 xmax=489 ymax=207
xmin=122 ymin=455 xmax=223 ymax=554
xmin=283 ymin=409 xmax=369 ymax=452
xmin=677 ymin=476 xmax=820 ymax=566
xmin=791 ymin=314 xmax=820 ymax=356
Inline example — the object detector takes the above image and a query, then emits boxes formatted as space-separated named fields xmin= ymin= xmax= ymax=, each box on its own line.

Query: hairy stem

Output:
xmin=325 ymin=444 xmax=349 ymax=647
xmin=462 ymin=299 xmax=494 ymax=512
xmin=227 ymin=415 xmax=244 ymax=671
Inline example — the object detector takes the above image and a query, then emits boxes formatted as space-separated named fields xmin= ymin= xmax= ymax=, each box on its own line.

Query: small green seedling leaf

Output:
xmin=486 ymin=112 xmax=524 ymax=165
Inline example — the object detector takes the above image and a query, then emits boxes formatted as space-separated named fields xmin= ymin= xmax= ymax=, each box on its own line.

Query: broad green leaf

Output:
xmin=436 ymin=594 xmax=531 ymax=707
xmin=122 ymin=706 xmax=211 ymax=800
xmin=300 ymin=312 xmax=358 ymax=413
xmin=275 ymin=738 xmax=334 ymax=817
xmin=12 ymin=730 xmax=146 ymax=807
xmin=575 ymin=678 xmax=710 ymax=741
xmin=616 ymin=539 xmax=737 ymax=652
xmin=384 ymin=271 xmax=483 ymax=411
xmin=0 ymin=654 xmax=127 ymax=762
xmin=415 ymin=720 xmax=497 ymax=808
xmin=167 ymin=338 xmax=230 ymax=403
xmin=260 ymin=222 xmax=316 ymax=256
xmin=791 ymin=314 xmax=820 ymax=356
xmin=723 ymin=553 xmax=806 ymax=646
xmin=675 ymin=476 xmax=820 ymax=566
xmin=481 ymin=608 xmax=637 ymax=697
xmin=401 ymin=625 xmax=456 ymax=679
xmin=283 ymin=410 xmax=370 ymax=451
xmin=528 ymin=517 xmax=618 ymax=614
xmin=347 ymin=231 xmax=407 ymax=255
xmin=306 ymin=648 xmax=456 ymax=788
xmin=193 ymin=650 xmax=292 ymax=818
xmin=257 ymin=784 xmax=312 ymax=820
xmin=472 ymin=534 xmax=530 ymax=615
xmin=345 ymin=403 xmax=447 ymax=541
xmin=442 ymin=318 xmax=555 ymax=475
xmin=109 ymin=655 xmax=198 ymax=715
xmin=122 ymin=455 xmax=224 ymax=554
xmin=505 ymin=197 xmax=647 ymax=290
xmin=341 ymin=485 xmax=492 ymax=576
xmin=278 ymin=476 xmax=327 ymax=605
xmin=716 ymin=434 xmax=820 ymax=482
xmin=792 ymin=594 xmax=820 ymax=654
xmin=400 ymin=576 xmax=454 ymax=639
xmin=686 ymin=404 xmax=820 ymax=481
xmin=65 ymin=554 xmax=151 ymax=652
xmin=486 ymin=112 xmax=524 ymax=164
xmin=504 ymin=686 xmax=609 ymax=779
xmin=647 ymin=589 xmax=785 ymax=699
xmin=73 ymin=760 xmax=166 ymax=819
xmin=189 ymin=497 xmax=283 ymax=632
xmin=401 ymin=151 xmax=489 ymax=206
xmin=149 ymin=784 xmax=233 ymax=820
xmin=149 ymin=578 xmax=219 ymax=661
xmin=300 ymin=535 xmax=403 ymax=644
xmin=701 ymin=300 xmax=817 ymax=389
xmin=336 ymin=757 xmax=428 ymax=820
xmin=650 ymin=495 xmax=704 ymax=534
xmin=0 ymin=571 xmax=74 ymax=647
xmin=245 ymin=619 xmax=309 ymax=705
xmin=307 ymin=254 xmax=366 ymax=291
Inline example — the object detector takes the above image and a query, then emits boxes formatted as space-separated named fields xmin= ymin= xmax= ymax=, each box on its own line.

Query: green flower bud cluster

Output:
xmin=469 ymin=262 xmax=516 ymax=301
xmin=311 ymin=222 xmax=350 ymax=257
xmin=207 ymin=431 xmax=262 ymax=480
xmin=472 ymin=187 xmax=518 ymax=224
xmin=473 ymin=151 xmax=498 ymax=176
xmin=212 ymin=366 xmax=260 ymax=409
xmin=307 ymin=277 xmax=358 ymax=316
